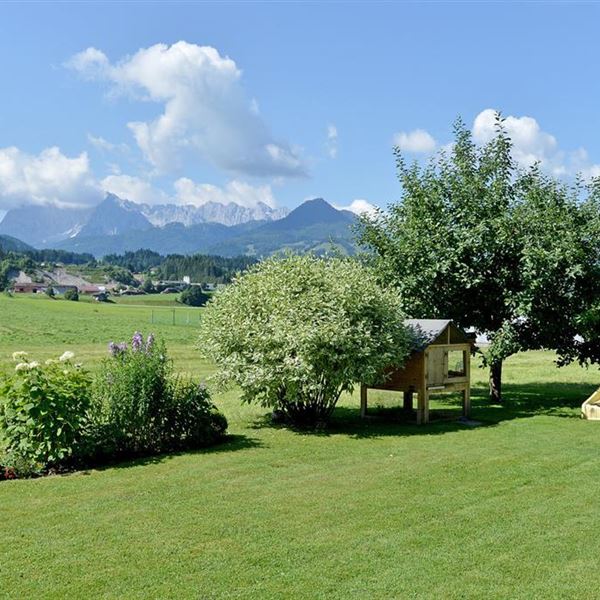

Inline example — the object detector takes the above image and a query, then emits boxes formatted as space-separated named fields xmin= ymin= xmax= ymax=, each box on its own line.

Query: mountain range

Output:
xmin=0 ymin=195 xmax=359 ymax=258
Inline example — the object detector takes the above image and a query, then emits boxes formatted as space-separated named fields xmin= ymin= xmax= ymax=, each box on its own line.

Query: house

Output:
xmin=12 ymin=283 xmax=47 ymax=294
xmin=80 ymin=285 xmax=102 ymax=295
xmin=360 ymin=319 xmax=474 ymax=424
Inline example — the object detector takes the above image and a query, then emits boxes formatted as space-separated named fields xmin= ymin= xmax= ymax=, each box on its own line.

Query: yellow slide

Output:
xmin=581 ymin=387 xmax=600 ymax=420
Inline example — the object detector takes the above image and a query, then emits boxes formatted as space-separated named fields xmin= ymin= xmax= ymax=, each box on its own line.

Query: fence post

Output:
xmin=172 ymin=309 xmax=175 ymax=325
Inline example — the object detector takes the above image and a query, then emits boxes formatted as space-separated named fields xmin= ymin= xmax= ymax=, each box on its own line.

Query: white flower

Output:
xmin=59 ymin=351 xmax=75 ymax=362
xmin=12 ymin=351 xmax=28 ymax=362
xmin=15 ymin=362 xmax=29 ymax=372
xmin=29 ymin=361 xmax=40 ymax=369
xmin=45 ymin=359 xmax=56 ymax=365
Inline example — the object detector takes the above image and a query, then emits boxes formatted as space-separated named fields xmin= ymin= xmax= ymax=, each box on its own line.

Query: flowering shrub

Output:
xmin=91 ymin=332 xmax=227 ymax=459
xmin=199 ymin=254 xmax=413 ymax=426
xmin=0 ymin=351 xmax=91 ymax=475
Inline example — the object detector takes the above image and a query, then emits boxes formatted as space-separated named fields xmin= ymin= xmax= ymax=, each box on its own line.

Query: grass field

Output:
xmin=1 ymin=294 xmax=600 ymax=598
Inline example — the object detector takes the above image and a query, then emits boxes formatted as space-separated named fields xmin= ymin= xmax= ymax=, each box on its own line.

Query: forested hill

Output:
xmin=103 ymin=249 xmax=256 ymax=282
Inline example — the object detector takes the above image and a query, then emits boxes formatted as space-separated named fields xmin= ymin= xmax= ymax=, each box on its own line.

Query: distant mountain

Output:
xmin=78 ymin=194 xmax=152 ymax=237
xmin=0 ymin=204 xmax=92 ymax=247
xmin=265 ymin=198 xmax=354 ymax=231
xmin=140 ymin=201 xmax=288 ymax=227
xmin=0 ymin=234 xmax=35 ymax=253
xmin=0 ymin=194 xmax=288 ymax=247
xmin=55 ymin=198 xmax=359 ymax=258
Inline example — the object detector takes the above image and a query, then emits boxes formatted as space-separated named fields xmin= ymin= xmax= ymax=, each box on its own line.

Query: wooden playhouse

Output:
xmin=360 ymin=319 xmax=473 ymax=424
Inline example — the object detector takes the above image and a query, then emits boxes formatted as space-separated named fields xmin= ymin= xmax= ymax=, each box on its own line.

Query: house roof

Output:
xmin=405 ymin=319 xmax=453 ymax=351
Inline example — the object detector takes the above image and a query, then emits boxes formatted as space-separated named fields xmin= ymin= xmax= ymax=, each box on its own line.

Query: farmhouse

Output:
xmin=361 ymin=319 xmax=474 ymax=424
xmin=80 ymin=285 xmax=102 ymax=295
xmin=12 ymin=283 xmax=47 ymax=294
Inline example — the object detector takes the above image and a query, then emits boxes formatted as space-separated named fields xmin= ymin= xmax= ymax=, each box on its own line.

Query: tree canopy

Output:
xmin=357 ymin=115 xmax=600 ymax=401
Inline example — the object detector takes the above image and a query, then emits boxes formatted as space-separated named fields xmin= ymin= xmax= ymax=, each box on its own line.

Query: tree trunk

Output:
xmin=489 ymin=360 xmax=503 ymax=403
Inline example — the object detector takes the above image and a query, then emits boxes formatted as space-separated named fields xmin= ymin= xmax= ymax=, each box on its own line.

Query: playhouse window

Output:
xmin=447 ymin=350 xmax=466 ymax=378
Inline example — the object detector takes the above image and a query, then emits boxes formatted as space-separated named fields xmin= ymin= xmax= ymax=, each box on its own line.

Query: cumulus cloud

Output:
xmin=326 ymin=124 xmax=338 ymax=158
xmin=393 ymin=129 xmax=437 ymax=153
xmin=68 ymin=41 xmax=308 ymax=178
xmin=173 ymin=178 xmax=276 ymax=208
xmin=100 ymin=174 xmax=169 ymax=204
xmin=334 ymin=199 xmax=378 ymax=216
xmin=100 ymin=174 xmax=276 ymax=209
xmin=0 ymin=146 xmax=101 ymax=209
xmin=473 ymin=108 xmax=600 ymax=179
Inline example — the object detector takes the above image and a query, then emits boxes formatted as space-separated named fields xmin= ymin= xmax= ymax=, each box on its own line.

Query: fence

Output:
xmin=149 ymin=309 xmax=203 ymax=326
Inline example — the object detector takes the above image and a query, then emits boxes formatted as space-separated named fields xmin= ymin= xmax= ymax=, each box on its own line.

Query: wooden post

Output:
xmin=463 ymin=387 xmax=471 ymax=418
xmin=360 ymin=384 xmax=368 ymax=418
xmin=417 ymin=350 xmax=429 ymax=424
xmin=403 ymin=390 xmax=413 ymax=412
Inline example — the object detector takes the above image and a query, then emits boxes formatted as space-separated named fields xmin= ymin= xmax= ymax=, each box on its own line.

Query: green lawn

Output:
xmin=1 ymin=294 xmax=600 ymax=598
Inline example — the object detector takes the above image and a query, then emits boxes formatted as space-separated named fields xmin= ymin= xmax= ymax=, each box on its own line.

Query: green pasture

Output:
xmin=1 ymin=294 xmax=600 ymax=598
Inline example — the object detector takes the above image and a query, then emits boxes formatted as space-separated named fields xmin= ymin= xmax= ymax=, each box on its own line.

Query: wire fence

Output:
xmin=149 ymin=309 xmax=203 ymax=326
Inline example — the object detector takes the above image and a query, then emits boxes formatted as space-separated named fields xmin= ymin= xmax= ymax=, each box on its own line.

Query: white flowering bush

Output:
xmin=199 ymin=254 xmax=413 ymax=426
xmin=0 ymin=351 xmax=91 ymax=474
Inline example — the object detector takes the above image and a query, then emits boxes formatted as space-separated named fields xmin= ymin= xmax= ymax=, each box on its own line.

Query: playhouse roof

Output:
xmin=405 ymin=319 xmax=453 ymax=351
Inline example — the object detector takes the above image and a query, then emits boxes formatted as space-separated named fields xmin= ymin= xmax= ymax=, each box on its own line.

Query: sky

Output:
xmin=1 ymin=1 xmax=600 ymax=218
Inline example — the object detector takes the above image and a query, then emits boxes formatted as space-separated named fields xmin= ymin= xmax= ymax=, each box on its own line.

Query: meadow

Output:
xmin=1 ymin=294 xmax=600 ymax=598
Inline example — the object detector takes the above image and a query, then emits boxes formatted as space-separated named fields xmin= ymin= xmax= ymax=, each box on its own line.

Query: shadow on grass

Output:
xmin=250 ymin=381 xmax=598 ymax=440
xmin=83 ymin=433 xmax=265 ymax=474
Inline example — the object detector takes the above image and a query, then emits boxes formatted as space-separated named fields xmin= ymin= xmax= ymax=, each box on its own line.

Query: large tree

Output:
xmin=358 ymin=115 xmax=600 ymax=402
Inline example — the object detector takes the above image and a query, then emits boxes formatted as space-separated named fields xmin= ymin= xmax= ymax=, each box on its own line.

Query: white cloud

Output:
xmin=100 ymin=174 xmax=169 ymax=205
xmin=326 ymin=124 xmax=338 ymax=158
xmin=472 ymin=108 xmax=600 ymax=179
xmin=173 ymin=178 xmax=276 ymax=208
xmin=334 ymin=199 xmax=378 ymax=216
xmin=68 ymin=41 xmax=308 ymax=178
xmin=87 ymin=134 xmax=130 ymax=155
xmin=0 ymin=146 xmax=101 ymax=209
xmin=393 ymin=129 xmax=437 ymax=153
xmin=101 ymin=174 xmax=276 ymax=209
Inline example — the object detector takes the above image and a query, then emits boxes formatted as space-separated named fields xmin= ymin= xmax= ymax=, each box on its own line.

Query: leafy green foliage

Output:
xmin=0 ymin=351 xmax=91 ymax=471
xmin=155 ymin=253 xmax=256 ymax=283
xmin=63 ymin=288 xmax=79 ymax=301
xmin=199 ymin=254 xmax=413 ymax=426
xmin=103 ymin=249 xmax=163 ymax=272
xmin=179 ymin=286 xmax=209 ymax=307
xmin=102 ymin=249 xmax=256 ymax=283
xmin=92 ymin=333 xmax=227 ymax=458
xmin=357 ymin=115 xmax=600 ymax=400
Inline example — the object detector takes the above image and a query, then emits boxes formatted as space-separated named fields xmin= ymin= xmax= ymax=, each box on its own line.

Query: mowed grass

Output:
xmin=1 ymin=294 xmax=600 ymax=599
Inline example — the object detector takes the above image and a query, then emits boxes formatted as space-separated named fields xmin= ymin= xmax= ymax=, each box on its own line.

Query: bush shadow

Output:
xmin=82 ymin=433 xmax=264 ymax=473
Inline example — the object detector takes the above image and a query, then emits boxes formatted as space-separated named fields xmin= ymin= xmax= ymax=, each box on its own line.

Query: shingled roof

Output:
xmin=405 ymin=319 xmax=453 ymax=351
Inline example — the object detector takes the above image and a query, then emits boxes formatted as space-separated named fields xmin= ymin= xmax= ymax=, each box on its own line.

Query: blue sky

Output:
xmin=1 ymin=1 xmax=599 ymax=216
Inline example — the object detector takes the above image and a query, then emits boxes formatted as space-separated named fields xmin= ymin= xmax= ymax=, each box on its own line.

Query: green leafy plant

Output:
xmin=179 ymin=286 xmax=209 ymax=307
xmin=199 ymin=254 xmax=413 ymax=427
xmin=0 ymin=351 xmax=91 ymax=470
xmin=63 ymin=288 xmax=79 ymax=301
xmin=92 ymin=333 xmax=226 ymax=458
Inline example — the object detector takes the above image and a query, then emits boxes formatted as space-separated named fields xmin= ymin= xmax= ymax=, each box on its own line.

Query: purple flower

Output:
xmin=108 ymin=341 xmax=128 ymax=357
xmin=145 ymin=333 xmax=155 ymax=352
xmin=132 ymin=331 xmax=143 ymax=352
